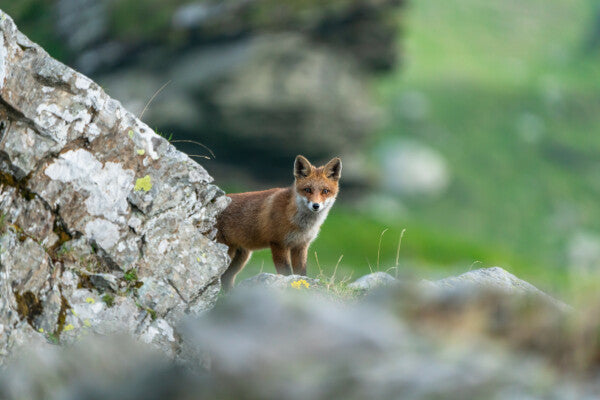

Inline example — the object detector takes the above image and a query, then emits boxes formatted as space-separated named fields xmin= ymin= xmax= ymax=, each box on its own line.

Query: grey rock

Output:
xmin=0 ymin=11 xmax=229 ymax=363
xmin=423 ymin=267 xmax=571 ymax=312
xmin=348 ymin=271 xmax=397 ymax=291
xmin=238 ymin=273 xmax=320 ymax=291
xmin=87 ymin=273 xmax=118 ymax=292
xmin=378 ymin=140 xmax=450 ymax=196
xmin=0 ymin=274 xmax=593 ymax=399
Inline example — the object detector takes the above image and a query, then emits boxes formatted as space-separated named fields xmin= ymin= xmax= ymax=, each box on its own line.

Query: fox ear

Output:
xmin=324 ymin=157 xmax=342 ymax=181
xmin=294 ymin=155 xmax=313 ymax=178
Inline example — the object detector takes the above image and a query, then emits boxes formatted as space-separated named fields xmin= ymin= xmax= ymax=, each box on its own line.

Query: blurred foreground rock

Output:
xmin=1 ymin=278 xmax=597 ymax=400
xmin=0 ymin=11 xmax=229 ymax=364
xmin=238 ymin=272 xmax=320 ymax=290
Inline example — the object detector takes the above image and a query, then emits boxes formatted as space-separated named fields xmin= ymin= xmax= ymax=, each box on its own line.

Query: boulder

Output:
xmin=238 ymin=273 xmax=320 ymax=291
xmin=0 ymin=11 xmax=229 ymax=363
xmin=1 ymin=283 xmax=593 ymax=400
xmin=421 ymin=267 xmax=571 ymax=312
xmin=348 ymin=271 xmax=397 ymax=291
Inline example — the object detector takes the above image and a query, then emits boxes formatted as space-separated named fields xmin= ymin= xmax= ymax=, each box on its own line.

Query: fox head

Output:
xmin=294 ymin=155 xmax=342 ymax=214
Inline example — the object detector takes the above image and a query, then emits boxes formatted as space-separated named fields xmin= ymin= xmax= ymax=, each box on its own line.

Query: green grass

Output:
xmin=367 ymin=0 xmax=600 ymax=293
xmin=238 ymin=207 xmax=570 ymax=294
xmin=242 ymin=0 xmax=600 ymax=298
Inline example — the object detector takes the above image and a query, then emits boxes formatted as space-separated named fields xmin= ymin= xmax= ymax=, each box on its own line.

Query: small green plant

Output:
xmin=55 ymin=243 xmax=71 ymax=258
xmin=135 ymin=301 xmax=157 ymax=320
xmin=124 ymin=268 xmax=138 ymax=282
xmin=155 ymin=130 xmax=173 ymax=142
xmin=47 ymin=332 xmax=59 ymax=345
xmin=102 ymin=294 xmax=115 ymax=308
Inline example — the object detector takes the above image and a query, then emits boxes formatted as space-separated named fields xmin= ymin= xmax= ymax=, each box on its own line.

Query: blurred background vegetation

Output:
xmin=3 ymin=0 xmax=600 ymax=297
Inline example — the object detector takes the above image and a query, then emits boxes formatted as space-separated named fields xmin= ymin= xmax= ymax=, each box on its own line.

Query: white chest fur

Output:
xmin=285 ymin=194 xmax=334 ymax=247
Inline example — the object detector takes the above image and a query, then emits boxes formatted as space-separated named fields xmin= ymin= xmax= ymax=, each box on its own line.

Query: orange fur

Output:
xmin=216 ymin=155 xmax=342 ymax=290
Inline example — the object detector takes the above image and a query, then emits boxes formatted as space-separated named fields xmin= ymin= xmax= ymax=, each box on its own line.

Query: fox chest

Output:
xmin=284 ymin=210 xmax=328 ymax=247
xmin=284 ymin=224 xmax=321 ymax=247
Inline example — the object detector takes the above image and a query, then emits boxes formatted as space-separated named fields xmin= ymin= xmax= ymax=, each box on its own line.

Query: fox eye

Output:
xmin=322 ymin=189 xmax=329 ymax=195
xmin=304 ymin=188 xmax=312 ymax=194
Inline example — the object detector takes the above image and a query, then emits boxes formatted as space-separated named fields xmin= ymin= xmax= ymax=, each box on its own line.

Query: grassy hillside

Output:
xmin=242 ymin=0 xmax=600 ymax=297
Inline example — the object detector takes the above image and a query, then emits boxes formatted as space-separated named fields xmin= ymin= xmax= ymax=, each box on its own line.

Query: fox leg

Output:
xmin=221 ymin=247 xmax=252 ymax=291
xmin=291 ymin=244 xmax=308 ymax=276
xmin=270 ymin=243 xmax=292 ymax=275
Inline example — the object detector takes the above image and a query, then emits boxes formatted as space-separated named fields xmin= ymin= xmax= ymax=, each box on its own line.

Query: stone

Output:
xmin=421 ymin=267 xmax=571 ymax=312
xmin=348 ymin=271 xmax=397 ymax=291
xmin=1 ymin=270 xmax=591 ymax=399
xmin=378 ymin=140 xmax=450 ymax=197
xmin=237 ymin=273 xmax=320 ymax=291
xmin=0 ymin=11 xmax=229 ymax=363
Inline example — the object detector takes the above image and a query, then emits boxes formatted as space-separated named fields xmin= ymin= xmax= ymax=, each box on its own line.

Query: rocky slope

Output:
xmin=3 ymin=268 xmax=596 ymax=400
xmin=0 ymin=10 xmax=229 ymax=363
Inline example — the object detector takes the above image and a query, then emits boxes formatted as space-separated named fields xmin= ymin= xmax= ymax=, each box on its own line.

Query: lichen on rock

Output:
xmin=0 ymin=10 xmax=230 ymax=364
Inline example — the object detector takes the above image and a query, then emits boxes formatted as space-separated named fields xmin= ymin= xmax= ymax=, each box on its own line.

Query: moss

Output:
xmin=54 ymin=293 xmax=71 ymax=339
xmin=124 ymin=268 xmax=138 ymax=282
xmin=135 ymin=301 xmax=157 ymax=320
xmin=0 ymin=170 xmax=36 ymax=201
xmin=48 ymin=218 xmax=73 ymax=262
xmin=8 ymin=223 xmax=26 ymax=242
xmin=14 ymin=291 xmax=43 ymax=327
xmin=102 ymin=293 xmax=115 ymax=308
xmin=77 ymin=273 xmax=94 ymax=290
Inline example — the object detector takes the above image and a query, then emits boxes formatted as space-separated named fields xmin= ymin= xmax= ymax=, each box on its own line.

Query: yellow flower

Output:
xmin=136 ymin=149 xmax=146 ymax=155
xmin=291 ymin=279 xmax=310 ymax=290
xmin=38 ymin=328 xmax=44 ymax=333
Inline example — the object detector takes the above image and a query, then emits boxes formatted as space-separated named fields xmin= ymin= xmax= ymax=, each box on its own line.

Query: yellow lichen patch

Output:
xmin=38 ymin=328 xmax=44 ymax=333
xmin=71 ymin=309 xmax=78 ymax=316
xmin=83 ymin=319 xmax=92 ymax=327
xmin=134 ymin=175 xmax=152 ymax=192
xmin=291 ymin=279 xmax=310 ymax=290
xmin=128 ymin=130 xmax=134 ymax=139
xmin=63 ymin=324 xmax=75 ymax=332
xmin=136 ymin=149 xmax=146 ymax=155
xmin=85 ymin=297 xmax=95 ymax=304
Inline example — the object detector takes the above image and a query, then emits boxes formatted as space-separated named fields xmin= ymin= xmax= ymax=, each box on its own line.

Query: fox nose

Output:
xmin=312 ymin=203 xmax=320 ymax=211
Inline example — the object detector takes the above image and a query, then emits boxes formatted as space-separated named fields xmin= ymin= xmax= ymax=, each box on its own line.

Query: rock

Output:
xmin=1 ymin=271 xmax=594 ymax=399
xmin=0 ymin=11 xmax=229 ymax=364
xmin=237 ymin=273 xmax=320 ymax=291
xmin=87 ymin=273 xmax=118 ymax=292
xmin=378 ymin=140 xmax=450 ymax=196
xmin=348 ymin=271 xmax=397 ymax=291
xmin=422 ymin=267 xmax=571 ymax=312
xmin=567 ymin=232 xmax=600 ymax=275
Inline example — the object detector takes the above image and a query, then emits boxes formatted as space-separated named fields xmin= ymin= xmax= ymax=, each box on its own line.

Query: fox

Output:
xmin=216 ymin=155 xmax=342 ymax=291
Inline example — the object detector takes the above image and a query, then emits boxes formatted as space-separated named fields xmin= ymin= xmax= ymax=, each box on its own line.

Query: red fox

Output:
xmin=216 ymin=155 xmax=342 ymax=290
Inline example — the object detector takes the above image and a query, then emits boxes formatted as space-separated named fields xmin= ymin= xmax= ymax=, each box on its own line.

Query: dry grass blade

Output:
xmin=377 ymin=228 xmax=389 ymax=271
xmin=171 ymin=140 xmax=216 ymax=159
xmin=139 ymin=80 xmax=171 ymax=120
xmin=396 ymin=228 xmax=406 ymax=268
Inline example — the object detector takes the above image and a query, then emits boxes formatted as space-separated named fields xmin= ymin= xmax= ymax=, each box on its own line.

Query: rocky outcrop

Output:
xmin=0 ymin=11 xmax=229 ymax=363
xmin=238 ymin=273 xmax=320 ymax=291
xmin=0 ymin=279 xmax=594 ymax=400
xmin=348 ymin=271 xmax=396 ymax=291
